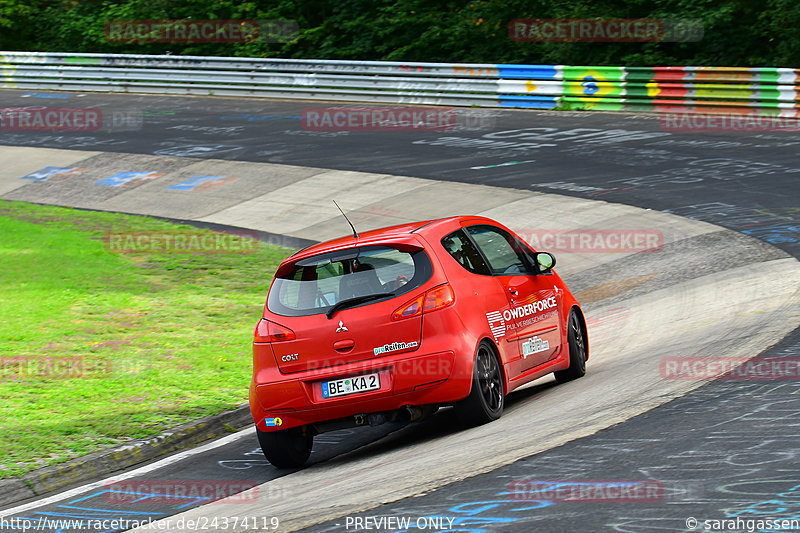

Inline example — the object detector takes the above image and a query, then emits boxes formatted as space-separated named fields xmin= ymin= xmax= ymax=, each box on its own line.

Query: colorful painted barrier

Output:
xmin=555 ymin=66 xmax=800 ymax=115
xmin=0 ymin=52 xmax=797 ymax=115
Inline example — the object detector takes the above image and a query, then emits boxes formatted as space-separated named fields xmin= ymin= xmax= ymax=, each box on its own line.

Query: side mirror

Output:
xmin=534 ymin=252 xmax=556 ymax=273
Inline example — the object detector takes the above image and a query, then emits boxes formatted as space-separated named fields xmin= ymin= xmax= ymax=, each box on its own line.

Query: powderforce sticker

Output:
xmin=486 ymin=294 xmax=558 ymax=340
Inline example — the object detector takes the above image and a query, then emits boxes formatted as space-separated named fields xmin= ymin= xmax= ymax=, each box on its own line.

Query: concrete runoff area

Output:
xmin=99 ymin=158 xmax=328 ymax=220
xmin=0 ymin=146 xmax=101 ymax=196
xmin=0 ymin=146 xmax=798 ymax=531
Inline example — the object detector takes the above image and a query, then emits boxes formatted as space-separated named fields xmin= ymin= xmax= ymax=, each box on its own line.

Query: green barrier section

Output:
xmin=556 ymin=65 xmax=799 ymax=115
xmin=562 ymin=66 xmax=627 ymax=82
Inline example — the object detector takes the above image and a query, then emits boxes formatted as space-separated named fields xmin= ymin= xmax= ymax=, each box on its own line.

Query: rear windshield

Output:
xmin=268 ymin=245 xmax=432 ymax=317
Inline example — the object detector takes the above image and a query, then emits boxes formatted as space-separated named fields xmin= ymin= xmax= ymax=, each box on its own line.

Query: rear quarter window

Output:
xmin=441 ymin=230 xmax=490 ymax=275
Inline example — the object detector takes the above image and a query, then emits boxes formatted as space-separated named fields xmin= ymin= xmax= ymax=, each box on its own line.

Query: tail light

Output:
xmin=392 ymin=284 xmax=455 ymax=321
xmin=424 ymin=284 xmax=455 ymax=311
xmin=393 ymin=294 xmax=424 ymax=320
xmin=254 ymin=319 xmax=296 ymax=342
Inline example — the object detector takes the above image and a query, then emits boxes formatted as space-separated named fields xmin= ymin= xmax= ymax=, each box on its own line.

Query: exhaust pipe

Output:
xmin=323 ymin=405 xmax=440 ymax=432
xmin=355 ymin=412 xmax=390 ymax=426
xmin=402 ymin=405 xmax=438 ymax=422
xmin=404 ymin=405 xmax=424 ymax=422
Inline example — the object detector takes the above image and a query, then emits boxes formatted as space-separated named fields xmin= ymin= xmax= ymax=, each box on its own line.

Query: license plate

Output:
xmin=321 ymin=372 xmax=380 ymax=398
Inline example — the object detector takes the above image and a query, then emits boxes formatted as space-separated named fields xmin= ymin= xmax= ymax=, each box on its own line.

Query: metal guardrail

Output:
xmin=1 ymin=52 xmax=798 ymax=115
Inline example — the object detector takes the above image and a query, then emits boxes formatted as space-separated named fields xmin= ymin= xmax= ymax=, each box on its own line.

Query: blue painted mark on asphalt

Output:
xmin=382 ymin=498 xmax=552 ymax=532
xmin=6 ymin=488 xmax=211 ymax=531
xmin=20 ymin=166 xmax=83 ymax=182
xmin=96 ymin=171 xmax=161 ymax=187
xmin=21 ymin=92 xmax=71 ymax=99
xmin=51 ymin=506 xmax=152 ymax=515
xmin=167 ymin=175 xmax=237 ymax=191
xmin=83 ymin=489 xmax=209 ymax=509
xmin=742 ymin=223 xmax=799 ymax=244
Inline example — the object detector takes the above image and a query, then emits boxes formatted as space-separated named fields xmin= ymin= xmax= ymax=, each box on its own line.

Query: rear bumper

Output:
xmin=250 ymin=349 xmax=474 ymax=432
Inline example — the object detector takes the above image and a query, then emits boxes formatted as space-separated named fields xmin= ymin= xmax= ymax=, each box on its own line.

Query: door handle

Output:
xmin=509 ymin=288 xmax=519 ymax=296
xmin=333 ymin=339 xmax=355 ymax=352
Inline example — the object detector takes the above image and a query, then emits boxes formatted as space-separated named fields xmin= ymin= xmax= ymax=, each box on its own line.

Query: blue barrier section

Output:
xmin=497 ymin=64 xmax=560 ymax=80
xmin=498 ymin=95 xmax=560 ymax=108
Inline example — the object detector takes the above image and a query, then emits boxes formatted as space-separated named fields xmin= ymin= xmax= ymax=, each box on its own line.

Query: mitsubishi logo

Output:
xmin=336 ymin=320 xmax=348 ymax=333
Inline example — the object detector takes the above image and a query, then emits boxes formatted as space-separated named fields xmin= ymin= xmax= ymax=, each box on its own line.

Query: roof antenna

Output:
xmin=332 ymin=200 xmax=359 ymax=239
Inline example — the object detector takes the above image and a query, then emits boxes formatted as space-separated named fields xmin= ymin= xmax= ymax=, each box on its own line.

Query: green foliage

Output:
xmin=0 ymin=1 xmax=797 ymax=81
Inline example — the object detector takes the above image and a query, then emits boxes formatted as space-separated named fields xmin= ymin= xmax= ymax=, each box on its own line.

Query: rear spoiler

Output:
xmin=275 ymin=238 xmax=425 ymax=278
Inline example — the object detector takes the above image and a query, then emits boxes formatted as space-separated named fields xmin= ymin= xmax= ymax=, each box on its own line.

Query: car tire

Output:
xmin=454 ymin=341 xmax=504 ymax=426
xmin=554 ymin=309 xmax=587 ymax=384
xmin=256 ymin=426 xmax=313 ymax=468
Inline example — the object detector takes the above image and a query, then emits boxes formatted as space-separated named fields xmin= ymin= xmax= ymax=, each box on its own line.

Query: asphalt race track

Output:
xmin=1 ymin=90 xmax=799 ymax=533
xmin=1 ymin=91 xmax=797 ymax=257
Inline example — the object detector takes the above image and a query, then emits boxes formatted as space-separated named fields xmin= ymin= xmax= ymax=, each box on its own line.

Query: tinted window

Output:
xmin=466 ymin=225 xmax=529 ymax=275
xmin=268 ymin=246 xmax=431 ymax=317
xmin=441 ymin=230 xmax=490 ymax=275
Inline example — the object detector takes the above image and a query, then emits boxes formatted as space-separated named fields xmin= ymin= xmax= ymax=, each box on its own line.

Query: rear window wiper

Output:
xmin=326 ymin=293 xmax=394 ymax=320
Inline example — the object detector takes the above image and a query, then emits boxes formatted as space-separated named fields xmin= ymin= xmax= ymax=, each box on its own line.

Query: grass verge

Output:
xmin=0 ymin=200 xmax=292 ymax=478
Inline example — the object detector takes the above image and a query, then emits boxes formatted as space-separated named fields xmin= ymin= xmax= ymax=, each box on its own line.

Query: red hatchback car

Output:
xmin=250 ymin=215 xmax=588 ymax=467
